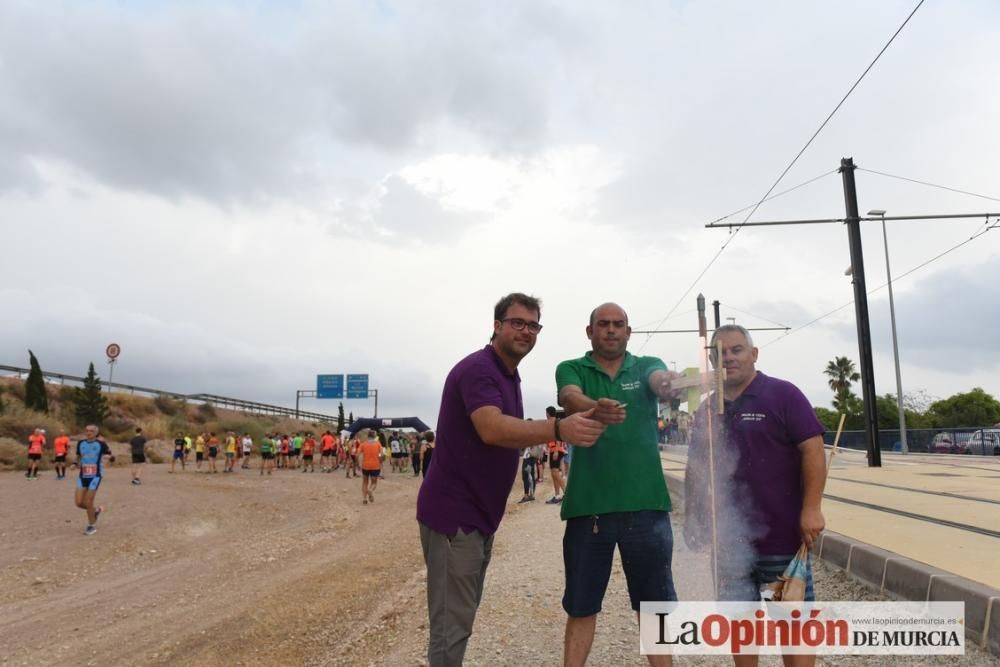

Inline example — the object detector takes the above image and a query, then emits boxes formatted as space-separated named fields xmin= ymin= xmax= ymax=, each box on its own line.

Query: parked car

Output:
xmin=967 ymin=429 xmax=1000 ymax=456
xmin=931 ymin=432 xmax=969 ymax=454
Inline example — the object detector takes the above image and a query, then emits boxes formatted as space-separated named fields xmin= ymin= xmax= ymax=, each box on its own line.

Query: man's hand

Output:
xmin=593 ymin=398 xmax=627 ymax=425
xmin=800 ymin=506 xmax=825 ymax=550
xmin=558 ymin=408 xmax=605 ymax=447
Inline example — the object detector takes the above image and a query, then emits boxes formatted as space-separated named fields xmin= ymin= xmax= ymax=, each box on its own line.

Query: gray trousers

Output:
xmin=419 ymin=522 xmax=494 ymax=667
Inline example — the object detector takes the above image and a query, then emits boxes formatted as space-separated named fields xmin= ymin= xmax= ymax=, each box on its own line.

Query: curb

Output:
xmin=664 ymin=470 xmax=1000 ymax=656
xmin=813 ymin=530 xmax=1000 ymax=657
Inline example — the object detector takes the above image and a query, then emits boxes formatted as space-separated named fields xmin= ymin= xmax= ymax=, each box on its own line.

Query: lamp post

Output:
xmin=869 ymin=209 xmax=908 ymax=454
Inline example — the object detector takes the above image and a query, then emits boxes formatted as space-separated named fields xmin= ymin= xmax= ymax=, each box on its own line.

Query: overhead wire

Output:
xmin=638 ymin=0 xmax=927 ymax=351
xmin=761 ymin=216 xmax=997 ymax=348
xmin=857 ymin=167 xmax=1000 ymax=204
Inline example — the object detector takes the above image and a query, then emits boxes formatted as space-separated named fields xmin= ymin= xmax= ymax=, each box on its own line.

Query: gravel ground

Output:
xmin=385 ymin=474 xmax=998 ymax=667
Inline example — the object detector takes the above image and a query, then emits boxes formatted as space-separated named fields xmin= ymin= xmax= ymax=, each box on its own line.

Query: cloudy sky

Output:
xmin=2 ymin=0 xmax=998 ymax=425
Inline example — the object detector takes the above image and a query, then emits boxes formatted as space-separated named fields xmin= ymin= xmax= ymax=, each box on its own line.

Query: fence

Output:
xmin=829 ymin=428 xmax=1000 ymax=456
xmin=0 ymin=364 xmax=337 ymax=422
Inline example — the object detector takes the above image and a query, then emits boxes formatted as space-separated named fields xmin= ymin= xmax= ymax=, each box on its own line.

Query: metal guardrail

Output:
xmin=0 ymin=364 xmax=336 ymax=422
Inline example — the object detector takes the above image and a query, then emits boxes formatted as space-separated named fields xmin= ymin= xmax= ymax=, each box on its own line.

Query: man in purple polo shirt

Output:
xmin=416 ymin=292 xmax=605 ymax=667
xmin=685 ymin=325 xmax=826 ymax=652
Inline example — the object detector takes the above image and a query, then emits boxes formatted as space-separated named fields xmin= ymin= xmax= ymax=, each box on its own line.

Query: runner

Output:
xmin=346 ymin=436 xmax=360 ymax=479
xmin=194 ymin=433 xmax=206 ymax=470
xmin=319 ymin=430 xmax=334 ymax=472
xmin=336 ymin=435 xmax=348 ymax=471
xmin=301 ymin=433 xmax=316 ymax=473
xmin=129 ymin=427 xmax=148 ymax=485
xmin=207 ymin=432 xmax=220 ymax=473
xmin=279 ymin=435 xmax=290 ymax=469
xmin=410 ymin=435 xmax=421 ymax=478
xmin=170 ymin=431 xmax=186 ymax=473
xmin=26 ymin=428 xmax=46 ymax=480
xmin=223 ymin=431 xmax=237 ymax=473
xmin=73 ymin=424 xmax=115 ymax=536
xmin=420 ymin=432 xmax=434 ymax=478
xmin=389 ymin=433 xmax=402 ymax=473
xmin=259 ymin=433 xmax=275 ymax=475
xmin=241 ymin=433 xmax=253 ymax=469
xmin=359 ymin=429 xmax=384 ymax=504
xmin=291 ymin=432 xmax=303 ymax=470
xmin=53 ymin=430 xmax=70 ymax=480
xmin=183 ymin=434 xmax=193 ymax=462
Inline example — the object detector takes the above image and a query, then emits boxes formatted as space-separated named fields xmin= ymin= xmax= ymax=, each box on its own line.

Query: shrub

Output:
xmin=153 ymin=395 xmax=182 ymax=416
xmin=102 ymin=416 xmax=136 ymax=440
xmin=0 ymin=404 xmax=69 ymax=442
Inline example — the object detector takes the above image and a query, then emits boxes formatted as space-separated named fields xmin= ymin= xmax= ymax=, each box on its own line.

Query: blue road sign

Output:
xmin=316 ymin=374 xmax=344 ymax=399
xmin=346 ymin=374 xmax=369 ymax=399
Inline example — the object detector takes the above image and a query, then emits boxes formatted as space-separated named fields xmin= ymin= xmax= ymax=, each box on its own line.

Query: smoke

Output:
xmin=682 ymin=390 xmax=767 ymax=600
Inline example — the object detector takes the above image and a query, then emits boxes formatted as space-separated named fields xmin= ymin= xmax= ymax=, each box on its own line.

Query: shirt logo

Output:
xmin=620 ymin=380 xmax=641 ymax=391
xmin=739 ymin=412 xmax=767 ymax=423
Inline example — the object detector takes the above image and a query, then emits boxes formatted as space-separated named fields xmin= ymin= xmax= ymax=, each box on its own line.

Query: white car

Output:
xmin=967 ymin=429 xmax=1000 ymax=456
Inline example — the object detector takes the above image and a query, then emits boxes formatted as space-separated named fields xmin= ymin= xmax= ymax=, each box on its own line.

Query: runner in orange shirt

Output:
xmin=301 ymin=433 xmax=317 ymax=473
xmin=319 ymin=431 xmax=335 ymax=473
xmin=53 ymin=430 xmax=71 ymax=480
xmin=26 ymin=428 xmax=46 ymax=480
xmin=359 ymin=430 xmax=384 ymax=504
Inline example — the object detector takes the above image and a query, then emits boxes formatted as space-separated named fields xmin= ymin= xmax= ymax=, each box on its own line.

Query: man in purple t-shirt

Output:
xmin=416 ymin=292 xmax=604 ymax=667
xmin=685 ymin=325 xmax=826 ymax=618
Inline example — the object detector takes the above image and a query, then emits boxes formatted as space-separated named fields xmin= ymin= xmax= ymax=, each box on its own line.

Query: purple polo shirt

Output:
xmin=721 ymin=372 xmax=824 ymax=555
xmin=416 ymin=345 xmax=522 ymax=537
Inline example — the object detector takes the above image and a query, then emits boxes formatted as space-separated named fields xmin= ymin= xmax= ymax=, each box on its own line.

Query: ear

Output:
xmin=586 ymin=325 xmax=594 ymax=340
xmin=751 ymin=347 xmax=759 ymax=363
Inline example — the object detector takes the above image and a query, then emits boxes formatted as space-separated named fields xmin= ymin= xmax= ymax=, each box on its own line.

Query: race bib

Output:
xmin=82 ymin=464 xmax=98 ymax=477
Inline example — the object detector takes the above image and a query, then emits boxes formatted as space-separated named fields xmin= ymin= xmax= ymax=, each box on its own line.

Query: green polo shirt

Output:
xmin=556 ymin=351 xmax=671 ymax=519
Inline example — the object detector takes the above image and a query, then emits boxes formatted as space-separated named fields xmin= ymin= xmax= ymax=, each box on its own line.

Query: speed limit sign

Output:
xmin=106 ymin=343 xmax=121 ymax=360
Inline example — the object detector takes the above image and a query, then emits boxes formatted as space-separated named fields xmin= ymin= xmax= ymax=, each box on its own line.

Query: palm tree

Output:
xmin=825 ymin=356 xmax=860 ymax=411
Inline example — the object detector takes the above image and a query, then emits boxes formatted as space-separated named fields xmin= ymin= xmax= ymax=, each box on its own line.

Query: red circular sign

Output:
xmin=106 ymin=343 xmax=121 ymax=360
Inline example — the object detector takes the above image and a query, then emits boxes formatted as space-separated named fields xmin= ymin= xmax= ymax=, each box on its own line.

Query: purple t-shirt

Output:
xmin=710 ymin=372 xmax=824 ymax=555
xmin=416 ymin=345 xmax=522 ymax=537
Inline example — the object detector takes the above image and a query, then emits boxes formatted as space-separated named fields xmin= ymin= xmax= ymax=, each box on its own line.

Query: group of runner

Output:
xmin=24 ymin=424 xmax=438 ymax=533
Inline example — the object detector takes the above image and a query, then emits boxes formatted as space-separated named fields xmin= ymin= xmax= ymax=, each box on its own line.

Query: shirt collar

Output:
xmin=484 ymin=344 xmax=521 ymax=379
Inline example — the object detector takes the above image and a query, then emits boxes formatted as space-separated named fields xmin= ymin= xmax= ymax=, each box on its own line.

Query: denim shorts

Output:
xmin=562 ymin=510 xmax=678 ymax=617
xmin=718 ymin=553 xmax=815 ymax=602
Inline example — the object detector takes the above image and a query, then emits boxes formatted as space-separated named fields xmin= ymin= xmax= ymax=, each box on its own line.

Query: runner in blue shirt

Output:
xmin=73 ymin=424 xmax=115 ymax=536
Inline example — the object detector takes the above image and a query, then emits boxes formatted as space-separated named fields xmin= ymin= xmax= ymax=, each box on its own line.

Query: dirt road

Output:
xmin=1 ymin=458 xmax=993 ymax=666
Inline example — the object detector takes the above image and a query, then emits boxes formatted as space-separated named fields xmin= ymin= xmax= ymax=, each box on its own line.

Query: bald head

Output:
xmin=589 ymin=302 xmax=628 ymax=327
xmin=587 ymin=302 xmax=631 ymax=361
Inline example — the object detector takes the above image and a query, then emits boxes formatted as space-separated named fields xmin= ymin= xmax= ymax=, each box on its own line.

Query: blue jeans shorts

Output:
xmin=718 ymin=552 xmax=815 ymax=602
xmin=562 ymin=510 xmax=678 ymax=617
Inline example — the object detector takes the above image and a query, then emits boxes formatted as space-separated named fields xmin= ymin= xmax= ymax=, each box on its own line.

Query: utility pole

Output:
xmin=712 ymin=300 xmax=721 ymax=329
xmin=840 ymin=157 xmax=881 ymax=467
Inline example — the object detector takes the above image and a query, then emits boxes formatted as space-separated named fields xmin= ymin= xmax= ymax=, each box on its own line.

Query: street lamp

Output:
xmin=868 ymin=209 xmax=908 ymax=454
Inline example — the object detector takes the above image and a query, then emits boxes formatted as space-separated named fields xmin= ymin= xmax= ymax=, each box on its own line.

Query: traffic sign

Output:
xmin=106 ymin=343 xmax=121 ymax=360
xmin=346 ymin=374 xmax=369 ymax=399
xmin=316 ymin=374 xmax=344 ymax=399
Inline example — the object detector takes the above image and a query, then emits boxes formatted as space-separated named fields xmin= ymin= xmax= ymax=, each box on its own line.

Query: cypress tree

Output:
xmin=24 ymin=350 xmax=49 ymax=413
xmin=337 ymin=402 xmax=346 ymax=433
xmin=73 ymin=362 xmax=110 ymax=426
xmin=348 ymin=411 xmax=354 ymax=426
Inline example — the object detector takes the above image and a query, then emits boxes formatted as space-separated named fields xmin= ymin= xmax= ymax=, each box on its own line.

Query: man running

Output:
xmin=170 ymin=432 xmax=186 ymax=472
xmin=346 ymin=436 xmax=360 ymax=479
xmin=301 ymin=433 xmax=316 ymax=472
xmin=26 ymin=428 xmax=46 ymax=480
xmin=359 ymin=429 xmax=383 ymax=504
xmin=223 ymin=431 xmax=237 ymax=473
xmin=74 ymin=424 xmax=115 ymax=535
xmin=194 ymin=433 xmax=206 ymax=470
xmin=53 ymin=430 xmax=70 ymax=480
xmin=319 ymin=431 xmax=334 ymax=472
xmin=389 ymin=433 xmax=402 ymax=473
xmin=241 ymin=433 xmax=253 ymax=469
xmin=259 ymin=433 xmax=275 ymax=475
xmin=129 ymin=427 xmax=148 ymax=485
xmin=207 ymin=432 xmax=220 ymax=473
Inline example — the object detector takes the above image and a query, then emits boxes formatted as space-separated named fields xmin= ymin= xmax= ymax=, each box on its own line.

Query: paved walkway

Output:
xmin=662 ymin=445 xmax=1000 ymax=588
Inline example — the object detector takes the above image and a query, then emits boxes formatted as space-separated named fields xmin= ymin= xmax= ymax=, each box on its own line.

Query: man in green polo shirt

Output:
xmin=556 ymin=302 xmax=679 ymax=667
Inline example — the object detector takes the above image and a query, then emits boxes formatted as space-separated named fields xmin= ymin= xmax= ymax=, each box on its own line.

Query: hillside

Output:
xmin=0 ymin=376 xmax=334 ymax=470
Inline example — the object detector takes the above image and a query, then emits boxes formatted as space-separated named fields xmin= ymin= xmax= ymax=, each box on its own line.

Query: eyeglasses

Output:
xmin=500 ymin=318 xmax=543 ymax=334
